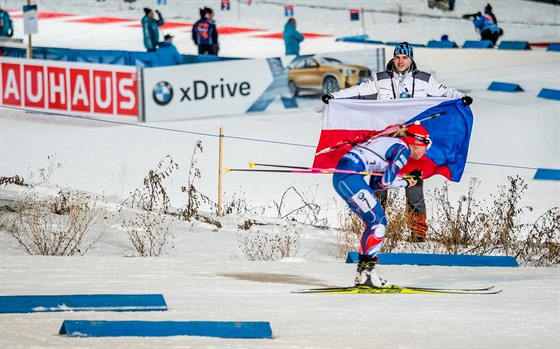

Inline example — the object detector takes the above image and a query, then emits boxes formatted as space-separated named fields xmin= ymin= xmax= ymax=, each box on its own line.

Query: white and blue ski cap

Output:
xmin=394 ymin=42 xmax=414 ymax=60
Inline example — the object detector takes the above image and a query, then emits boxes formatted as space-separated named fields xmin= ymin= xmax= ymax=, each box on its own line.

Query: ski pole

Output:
xmin=248 ymin=162 xmax=384 ymax=176
xmin=223 ymin=168 xmax=383 ymax=176
xmin=248 ymin=162 xmax=308 ymax=170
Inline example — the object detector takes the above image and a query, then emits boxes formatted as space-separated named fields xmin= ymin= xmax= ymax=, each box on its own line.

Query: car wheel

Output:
xmin=322 ymin=76 xmax=340 ymax=94
xmin=288 ymin=81 xmax=299 ymax=98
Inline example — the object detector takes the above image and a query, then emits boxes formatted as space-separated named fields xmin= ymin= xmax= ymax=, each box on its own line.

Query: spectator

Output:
xmin=156 ymin=34 xmax=183 ymax=66
xmin=283 ymin=18 xmax=304 ymax=56
xmin=322 ymin=42 xmax=473 ymax=242
xmin=0 ymin=6 xmax=14 ymax=38
xmin=192 ymin=7 xmax=219 ymax=55
xmin=472 ymin=4 xmax=503 ymax=45
xmin=142 ymin=7 xmax=164 ymax=52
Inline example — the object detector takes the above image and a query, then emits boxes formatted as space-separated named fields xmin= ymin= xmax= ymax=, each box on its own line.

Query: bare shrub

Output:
xmin=336 ymin=206 xmax=362 ymax=259
xmin=178 ymin=141 xmax=214 ymax=221
xmin=272 ymin=186 xmax=328 ymax=227
xmin=517 ymin=207 xmax=560 ymax=267
xmin=120 ymin=210 xmax=174 ymax=257
xmin=27 ymin=154 xmax=63 ymax=184
xmin=237 ymin=223 xmax=300 ymax=261
xmin=127 ymin=155 xmax=178 ymax=214
xmin=8 ymin=190 xmax=107 ymax=256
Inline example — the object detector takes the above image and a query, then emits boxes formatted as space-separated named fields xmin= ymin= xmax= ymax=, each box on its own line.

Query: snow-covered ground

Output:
xmin=0 ymin=0 xmax=559 ymax=348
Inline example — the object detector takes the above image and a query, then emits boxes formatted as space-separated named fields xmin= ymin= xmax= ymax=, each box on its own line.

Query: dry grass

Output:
xmin=7 ymin=190 xmax=107 ymax=256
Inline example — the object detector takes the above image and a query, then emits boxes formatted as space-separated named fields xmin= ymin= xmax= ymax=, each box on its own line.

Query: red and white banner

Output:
xmin=0 ymin=57 xmax=139 ymax=118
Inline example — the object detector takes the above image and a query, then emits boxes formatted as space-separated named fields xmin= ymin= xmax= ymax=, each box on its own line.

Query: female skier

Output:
xmin=332 ymin=124 xmax=431 ymax=287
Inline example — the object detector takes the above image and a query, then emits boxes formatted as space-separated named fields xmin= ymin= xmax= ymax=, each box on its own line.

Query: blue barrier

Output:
xmin=0 ymin=46 xmax=240 ymax=67
xmin=426 ymin=40 xmax=458 ymax=48
xmin=336 ymin=35 xmax=383 ymax=45
xmin=534 ymin=168 xmax=560 ymax=181
xmin=59 ymin=320 xmax=273 ymax=338
xmin=547 ymin=43 xmax=560 ymax=52
xmin=462 ymin=40 xmax=494 ymax=49
xmin=498 ymin=41 xmax=531 ymax=50
xmin=537 ymin=88 xmax=560 ymax=101
xmin=386 ymin=42 xmax=426 ymax=47
xmin=0 ymin=294 xmax=167 ymax=313
xmin=488 ymin=81 xmax=524 ymax=92
xmin=346 ymin=252 xmax=518 ymax=267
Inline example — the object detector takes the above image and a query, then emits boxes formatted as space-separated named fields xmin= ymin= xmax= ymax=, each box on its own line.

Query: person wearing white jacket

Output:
xmin=322 ymin=42 xmax=473 ymax=242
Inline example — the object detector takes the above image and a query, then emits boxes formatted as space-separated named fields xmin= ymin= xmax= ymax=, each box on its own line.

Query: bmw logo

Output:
xmin=152 ymin=81 xmax=173 ymax=106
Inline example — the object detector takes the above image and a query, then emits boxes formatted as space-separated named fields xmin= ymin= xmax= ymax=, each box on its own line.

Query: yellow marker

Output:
xmin=248 ymin=162 xmax=255 ymax=168
xmin=223 ymin=168 xmax=232 ymax=173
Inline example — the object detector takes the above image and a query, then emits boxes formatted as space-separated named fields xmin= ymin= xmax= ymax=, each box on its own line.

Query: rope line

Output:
xmin=2 ymin=107 xmax=547 ymax=171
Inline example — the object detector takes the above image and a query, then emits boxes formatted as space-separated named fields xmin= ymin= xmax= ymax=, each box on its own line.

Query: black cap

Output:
xmin=164 ymin=34 xmax=174 ymax=40
xmin=144 ymin=7 xmax=152 ymax=15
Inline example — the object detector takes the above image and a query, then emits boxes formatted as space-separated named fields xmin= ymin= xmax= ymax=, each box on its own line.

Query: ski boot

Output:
xmin=355 ymin=254 xmax=390 ymax=288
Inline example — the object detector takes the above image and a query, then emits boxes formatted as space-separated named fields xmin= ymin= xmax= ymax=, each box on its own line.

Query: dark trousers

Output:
xmin=198 ymin=44 xmax=219 ymax=55
xmin=375 ymin=179 xmax=428 ymax=238
xmin=481 ymin=29 xmax=503 ymax=45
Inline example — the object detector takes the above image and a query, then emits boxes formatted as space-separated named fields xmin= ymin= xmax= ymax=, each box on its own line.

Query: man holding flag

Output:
xmin=321 ymin=42 xmax=473 ymax=242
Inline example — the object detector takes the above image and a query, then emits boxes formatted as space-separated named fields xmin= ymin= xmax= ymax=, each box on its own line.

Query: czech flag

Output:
xmin=312 ymin=98 xmax=474 ymax=182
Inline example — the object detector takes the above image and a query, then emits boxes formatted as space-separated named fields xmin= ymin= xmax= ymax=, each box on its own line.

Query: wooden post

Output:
xmin=217 ymin=127 xmax=224 ymax=216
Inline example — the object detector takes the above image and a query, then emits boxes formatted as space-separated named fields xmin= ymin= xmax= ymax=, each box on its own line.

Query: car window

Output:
xmin=308 ymin=59 xmax=319 ymax=68
xmin=318 ymin=57 xmax=343 ymax=65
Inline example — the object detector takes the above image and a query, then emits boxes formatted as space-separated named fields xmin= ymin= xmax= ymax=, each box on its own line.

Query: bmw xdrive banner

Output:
xmin=142 ymin=58 xmax=275 ymax=122
xmin=142 ymin=48 xmax=384 ymax=122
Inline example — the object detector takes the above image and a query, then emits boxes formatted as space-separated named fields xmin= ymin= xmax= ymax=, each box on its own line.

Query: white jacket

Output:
xmin=331 ymin=59 xmax=465 ymax=100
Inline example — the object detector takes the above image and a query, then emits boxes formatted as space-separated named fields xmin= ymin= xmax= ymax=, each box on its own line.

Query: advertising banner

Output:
xmin=142 ymin=58 xmax=275 ymax=122
xmin=0 ymin=57 xmax=139 ymax=118
xmin=142 ymin=48 xmax=384 ymax=122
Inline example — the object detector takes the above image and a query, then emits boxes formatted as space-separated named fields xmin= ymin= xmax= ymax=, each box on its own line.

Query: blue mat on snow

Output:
xmin=0 ymin=294 xmax=167 ymax=313
xmin=533 ymin=168 xmax=560 ymax=181
xmin=498 ymin=41 xmax=531 ymax=50
xmin=59 ymin=320 xmax=273 ymax=338
xmin=488 ymin=81 xmax=524 ymax=92
xmin=462 ymin=40 xmax=494 ymax=49
xmin=537 ymin=88 xmax=560 ymax=101
xmin=426 ymin=40 xmax=458 ymax=48
xmin=345 ymin=252 xmax=518 ymax=267
xmin=336 ymin=35 xmax=383 ymax=45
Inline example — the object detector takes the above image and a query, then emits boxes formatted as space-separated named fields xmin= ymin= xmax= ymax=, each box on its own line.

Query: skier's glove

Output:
xmin=321 ymin=93 xmax=334 ymax=104
xmin=402 ymin=170 xmax=422 ymax=188
xmin=462 ymin=95 xmax=473 ymax=106
xmin=408 ymin=169 xmax=422 ymax=181
xmin=402 ymin=176 xmax=417 ymax=188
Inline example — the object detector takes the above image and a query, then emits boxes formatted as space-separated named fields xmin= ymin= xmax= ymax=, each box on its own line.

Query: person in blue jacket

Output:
xmin=156 ymin=34 xmax=183 ymax=66
xmin=0 ymin=6 xmax=14 ymax=37
xmin=472 ymin=4 xmax=503 ymax=45
xmin=283 ymin=18 xmax=304 ymax=56
xmin=192 ymin=7 xmax=219 ymax=55
xmin=142 ymin=7 xmax=164 ymax=52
